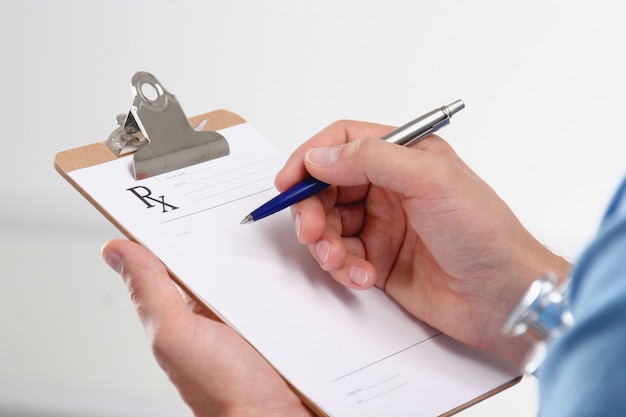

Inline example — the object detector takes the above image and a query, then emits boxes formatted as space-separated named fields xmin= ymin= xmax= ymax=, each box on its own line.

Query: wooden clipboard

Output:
xmin=54 ymin=108 xmax=337 ymax=417
xmin=54 ymin=72 xmax=521 ymax=417
xmin=54 ymin=107 xmax=520 ymax=417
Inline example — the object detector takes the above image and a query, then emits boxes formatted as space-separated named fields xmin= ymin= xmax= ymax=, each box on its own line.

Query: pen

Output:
xmin=240 ymin=99 xmax=465 ymax=224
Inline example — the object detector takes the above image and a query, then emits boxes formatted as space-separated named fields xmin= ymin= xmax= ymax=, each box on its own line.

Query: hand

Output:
xmin=276 ymin=120 xmax=570 ymax=367
xmin=102 ymin=239 xmax=314 ymax=417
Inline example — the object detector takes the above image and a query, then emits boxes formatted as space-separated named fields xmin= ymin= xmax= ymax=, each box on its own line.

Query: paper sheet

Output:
xmin=68 ymin=123 xmax=518 ymax=416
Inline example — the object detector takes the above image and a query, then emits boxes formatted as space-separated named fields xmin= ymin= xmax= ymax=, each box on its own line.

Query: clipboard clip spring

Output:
xmin=106 ymin=71 xmax=230 ymax=180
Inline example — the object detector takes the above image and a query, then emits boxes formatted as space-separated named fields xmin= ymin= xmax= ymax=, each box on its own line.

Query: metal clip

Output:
xmin=106 ymin=72 xmax=230 ymax=180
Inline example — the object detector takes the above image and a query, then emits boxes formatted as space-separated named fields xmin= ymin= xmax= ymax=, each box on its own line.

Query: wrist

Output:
xmin=480 ymin=240 xmax=571 ymax=369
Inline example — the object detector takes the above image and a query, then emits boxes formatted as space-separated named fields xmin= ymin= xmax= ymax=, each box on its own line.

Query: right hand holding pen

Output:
xmin=275 ymin=120 xmax=570 ymax=368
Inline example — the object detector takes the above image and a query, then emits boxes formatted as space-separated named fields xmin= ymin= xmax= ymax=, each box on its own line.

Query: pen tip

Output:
xmin=240 ymin=215 xmax=254 ymax=225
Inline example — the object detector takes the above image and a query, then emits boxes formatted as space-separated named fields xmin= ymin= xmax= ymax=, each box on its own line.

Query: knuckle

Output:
xmin=342 ymin=136 xmax=375 ymax=161
xmin=149 ymin=320 xmax=181 ymax=366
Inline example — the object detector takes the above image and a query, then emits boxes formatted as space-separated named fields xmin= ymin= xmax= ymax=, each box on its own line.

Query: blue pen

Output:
xmin=240 ymin=99 xmax=465 ymax=224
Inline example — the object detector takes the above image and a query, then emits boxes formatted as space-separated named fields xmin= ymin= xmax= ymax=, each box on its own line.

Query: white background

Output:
xmin=1 ymin=1 xmax=625 ymax=416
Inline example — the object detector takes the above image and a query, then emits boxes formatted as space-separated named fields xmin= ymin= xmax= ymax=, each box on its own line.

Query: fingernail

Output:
xmin=349 ymin=265 xmax=369 ymax=286
xmin=316 ymin=240 xmax=331 ymax=264
xmin=294 ymin=212 xmax=301 ymax=241
xmin=305 ymin=147 xmax=340 ymax=167
xmin=103 ymin=249 xmax=123 ymax=274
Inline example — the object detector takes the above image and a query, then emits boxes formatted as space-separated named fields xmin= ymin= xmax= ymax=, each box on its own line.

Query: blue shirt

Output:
xmin=539 ymin=176 xmax=626 ymax=416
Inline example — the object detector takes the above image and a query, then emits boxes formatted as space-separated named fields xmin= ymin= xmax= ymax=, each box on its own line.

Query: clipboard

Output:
xmin=55 ymin=107 xmax=246 ymax=237
xmin=54 ymin=73 xmax=329 ymax=415
xmin=55 ymin=111 xmax=333 ymax=416
xmin=55 ymin=72 xmax=520 ymax=417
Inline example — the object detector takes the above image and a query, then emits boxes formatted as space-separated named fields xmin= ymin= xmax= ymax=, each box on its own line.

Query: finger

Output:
xmin=275 ymin=120 xmax=394 ymax=192
xmin=335 ymin=183 xmax=370 ymax=205
xmin=294 ymin=192 xmax=366 ymax=245
xmin=304 ymin=135 xmax=459 ymax=195
xmin=301 ymin=202 xmax=379 ymax=290
xmin=336 ymin=202 xmax=367 ymax=236
xmin=316 ymin=236 xmax=378 ymax=289
xmin=290 ymin=189 xmax=333 ymax=245
xmin=101 ymin=239 xmax=190 ymax=337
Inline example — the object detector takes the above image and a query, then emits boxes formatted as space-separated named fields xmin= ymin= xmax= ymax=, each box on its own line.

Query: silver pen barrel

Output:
xmin=382 ymin=99 xmax=465 ymax=146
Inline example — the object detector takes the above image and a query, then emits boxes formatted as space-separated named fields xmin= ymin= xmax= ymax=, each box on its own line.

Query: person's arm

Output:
xmin=103 ymin=119 xmax=571 ymax=417
xmin=102 ymin=239 xmax=314 ymax=417
xmin=276 ymin=120 xmax=570 ymax=367
xmin=538 ymin=178 xmax=626 ymax=416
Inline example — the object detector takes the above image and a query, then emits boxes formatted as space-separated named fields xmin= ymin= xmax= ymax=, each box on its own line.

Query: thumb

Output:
xmin=304 ymin=136 xmax=454 ymax=196
xmin=101 ymin=239 xmax=188 ymax=335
